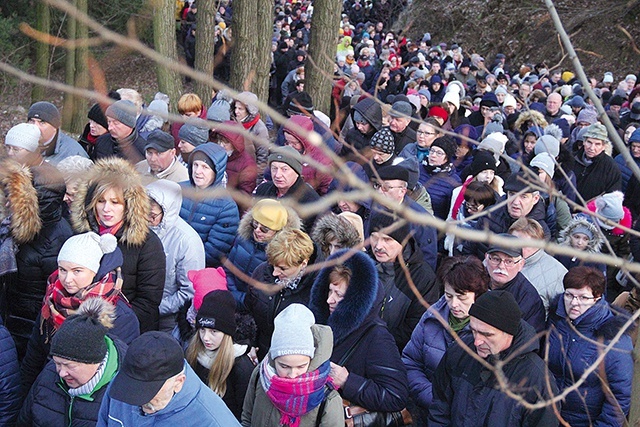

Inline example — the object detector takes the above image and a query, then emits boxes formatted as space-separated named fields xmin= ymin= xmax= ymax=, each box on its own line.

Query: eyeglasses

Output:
xmin=372 ymin=182 xmax=406 ymax=192
xmin=149 ymin=211 xmax=163 ymax=222
xmin=563 ymin=291 xmax=599 ymax=304
xmin=429 ymin=149 xmax=446 ymax=157
xmin=252 ymin=220 xmax=274 ymax=234
xmin=417 ymin=130 xmax=437 ymax=136
xmin=487 ymin=254 xmax=522 ymax=267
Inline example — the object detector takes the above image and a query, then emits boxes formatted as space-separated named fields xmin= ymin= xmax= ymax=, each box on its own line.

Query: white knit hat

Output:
xmin=270 ymin=304 xmax=316 ymax=360
xmin=5 ymin=123 xmax=41 ymax=152
xmin=58 ymin=232 xmax=118 ymax=274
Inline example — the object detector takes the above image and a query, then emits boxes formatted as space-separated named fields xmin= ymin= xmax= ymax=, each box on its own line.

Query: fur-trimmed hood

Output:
xmin=311 ymin=213 xmax=362 ymax=257
xmin=558 ymin=217 xmax=604 ymax=253
xmin=310 ymin=249 xmax=378 ymax=344
xmin=237 ymin=202 xmax=301 ymax=241
xmin=71 ymin=157 xmax=150 ymax=246
xmin=514 ymin=110 xmax=548 ymax=134
xmin=0 ymin=159 xmax=41 ymax=243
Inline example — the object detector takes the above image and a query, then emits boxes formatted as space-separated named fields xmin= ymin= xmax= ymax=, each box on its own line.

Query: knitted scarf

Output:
xmin=241 ymin=113 xmax=260 ymax=130
xmin=260 ymin=356 xmax=333 ymax=427
xmin=41 ymin=269 xmax=122 ymax=332
xmin=98 ymin=220 xmax=124 ymax=237
xmin=416 ymin=146 xmax=430 ymax=163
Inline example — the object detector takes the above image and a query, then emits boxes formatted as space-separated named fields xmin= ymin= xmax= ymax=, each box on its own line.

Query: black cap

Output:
xmin=369 ymin=210 xmax=411 ymax=244
xmin=145 ymin=129 xmax=175 ymax=152
xmin=486 ymin=233 xmax=523 ymax=258
xmin=469 ymin=290 xmax=522 ymax=336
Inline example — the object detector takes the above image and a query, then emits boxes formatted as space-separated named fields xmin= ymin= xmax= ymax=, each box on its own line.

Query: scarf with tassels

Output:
xmin=260 ymin=356 xmax=333 ymax=427
xmin=41 ymin=269 xmax=122 ymax=332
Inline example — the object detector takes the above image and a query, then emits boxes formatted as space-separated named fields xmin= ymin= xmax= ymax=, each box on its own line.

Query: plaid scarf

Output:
xmin=41 ymin=268 xmax=122 ymax=332
xmin=260 ymin=356 xmax=333 ymax=427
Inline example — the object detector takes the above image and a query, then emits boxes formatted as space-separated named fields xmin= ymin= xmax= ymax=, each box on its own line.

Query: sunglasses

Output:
xmin=252 ymin=220 xmax=274 ymax=234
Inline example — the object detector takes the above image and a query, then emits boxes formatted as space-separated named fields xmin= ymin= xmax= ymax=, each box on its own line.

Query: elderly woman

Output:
xmin=548 ymin=266 xmax=633 ymax=427
xmin=310 ymin=250 xmax=408 ymax=413
xmin=225 ymin=199 xmax=301 ymax=310
xmin=402 ymin=256 xmax=489 ymax=421
xmin=246 ymin=229 xmax=320 ymax=360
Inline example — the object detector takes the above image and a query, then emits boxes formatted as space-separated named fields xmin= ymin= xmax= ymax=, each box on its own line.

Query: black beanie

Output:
xmin=87 ymin=103 xmax=109 ymax=130
xmin=189 ymin=150 xmax=216 ymax=175
xmin=469 ymin=290 xmax=521 ymax=336
xmin=369 ymin=210 xmax=411 ymax=244
xmin=468 ymin=150 xmax=497 ymax=178
xmin=430 ymin=136 xmax=457 ymax=162
xmin=196 ymin=290 xmax=237 ymax=336
xmin=50 ymin=313 xmax=108 ymax=364
xmin=28 ymin=101 xmax=62 ymax=129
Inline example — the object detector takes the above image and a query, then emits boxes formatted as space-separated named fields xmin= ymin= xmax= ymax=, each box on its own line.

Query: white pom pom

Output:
xmin=99 ymin=233 xmax=118 ymax=254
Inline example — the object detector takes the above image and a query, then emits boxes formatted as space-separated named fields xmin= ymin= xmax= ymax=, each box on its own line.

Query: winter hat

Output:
xmin=534 ymin=135 xmax=560 ymax=157
xmin=207 ymin=100 xmax=231 ymax=122
xmin=58 ymin=232 xmax=118 ymax=274
xmin=479 ymin=92 xmax=499 ymax=108
xmin=179 ymin=122 xmax=209 ymax=147
xmin=530 ymin=152 xmax=555 ymax=179
xmin=50 ymin=311 xmax=108 ymax=364
xmin=478 ymin=132 xmax=508 ymax=162
xmin=338 ymin=211 xmax=365 ymax=244
xmin=106 ymin=100 xmax=137 ymax=128
xmin=469 ymin=290 xmax=522 ymax=336
xmin=503 ymin=94 xmax=517 ymax=110
xmin=145 ymin=129 xmax=175 ymax=152
xmin=388 ymin=101 xmax=412 ymax=118
xmin=626 ymin=74 xmax=637 ymax=83
xmin=630 ymin=102 xmax=640 ymax=121
xmin=268 ymin=146 xmax=303 ymax=176
xmin=571 ymin=225 xmax=594 ymax=240
xmin=428 ymin=105 xmax=449 ymax=123
xmin=369 ymin=210 xmax=411 ymax=244
xmin=442 ymin=91 xmax=460 ymax=110
xmin=270 ymin=304 xmax=316 ymax=360
xmin=494 ymin=86 xmax=508 ymax=96
xmin=468 ymin=150 xmax=497 ymax=177
xmin=406 ymin=95 xmax=421 ymax=112
xmin=417 ymin=89 xmax=431 ymax=102
xmin=196 ymin=290 xmax=236 ymax=335
xmin=503 ymin=171 xmax=533 ymax=193
xmin=559 ymin=104 xmax=573 ymax=117
xmin=583 ymin=123 xmax=609 ymax=142
xmin=483 ymin=121 xmax=504 ymax=136
xmin=566 ymin=95 xmax=585 ymax=108
xmin=189 ymin=150 xmax=216 ymax=173
xmin=577 ymin=107 xmax=598 ymax=125
xmin=189 ymin=267 xmax=228 ymax=311
xmin=5 ymin=123 xmax=41 ymax=152
xmin=88 ymin=103 xmax=109 ymax=130
xmin=609 ymin=95 xmax=624 ymax=107
xmin=28 ymin=101 xmax=61 ymax=129
xmin=560 ymin=85 xmax=572 ymax=98
xmin=377 ymin=165 xmax=409 ymax=183
xmin=551 ymin=118 xmax=571 ymax=139
xmin=595 ymin=191 xmax=624 ymax=225
xmin=252 ymin=198 xmax=288 ymax=231
xmin=370 ymin=128 xmax=395 ymax=154
xmin=629 ymin=128 xmax=640 ymax=144
xmin=235 ymin=91 xmax=260 ymax=116
xmin=430 ymin=136 xmax=457 ymax=161
xmin=284 ymin=114 xmax=314 ymax=143
xmin=603 ymin=72 xmax=614 ymax=83
xmin=287 ymin=92 xmax=315 ymax=115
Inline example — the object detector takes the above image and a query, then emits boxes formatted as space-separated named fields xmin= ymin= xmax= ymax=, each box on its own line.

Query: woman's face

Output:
xmin=89 ymin=120 xmax=108 ymax=137
xmin=475 ymin=169 xmax=495 ymax=184
xmin=95 ymin=187 xmax=125 ymax=227
xmin=523 ymin=135 xmax=537 ymax=154
xmin=428 ymin=145 xmax=448 ymax=166
xmin=251 ymin=219 xmax=277 ymax=243
xmin=192 ymin=160 xmax=216 ymax=189
xmin=570 ymin=233 xmax=590 ymax=251
xmin=495 ymin=92 xmax=506 ymax=104
xmin=564 ymin=286 xmax=600 ymax=320
xmin=443 ymin=284 xmax=476 ymax=319
xmin=327 ymin=278 xmax=348 ymax=314
xmin=338 ymin=199 xmax=361 ymax=213
xmin=416 ymin=124 xmax=438 ymax=149
xmin=272 ymin=260 xmax=307 ymax=282
xmin=234 ymin=102 xmax=248 ymax=121
xmin=58 ymin=261 xmax=95 ymax=295
xmin=624 ymin=125 xmax=638 ymax=144
xmin=198 ymin=328 xmax=224 ymax=351
xmin=275 ymin=354 xmax=311 ymax=379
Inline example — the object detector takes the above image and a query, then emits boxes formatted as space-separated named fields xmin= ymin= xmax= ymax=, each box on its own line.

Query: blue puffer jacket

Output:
xmin=614 ymin=153 xmax=640 ymax=192
xmin=180 ymin=143 xmax=240 ymax=268
xmin=548 ymin=296 xmax=633 ymax=427
xmin=0 ymin=322 xmax=20 ymax=425
xmin=419 ymin=164 xmax=461 ymax=220
xmin=402 ymin=296 xmax=472 ymax=410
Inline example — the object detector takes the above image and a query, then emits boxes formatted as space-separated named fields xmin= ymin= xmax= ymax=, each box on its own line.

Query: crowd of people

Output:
xmin=0 ymin=0 xmax=639 ymax=425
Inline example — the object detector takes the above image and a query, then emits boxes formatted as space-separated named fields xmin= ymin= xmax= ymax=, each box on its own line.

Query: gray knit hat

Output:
xmin=5 ymin=123 xmax=41 ymax=152
xmin=270 ymin=304 xmax=316 ymax=360
xmin=50 ymin=312 xmax=108 ymax=364
xmin=530 ymin=152 xmax=555 ymax=179
xmin=370 ymin=127 xmax=395 ymax=154
xmin=106 ymin=100 xmax=137 ymax=128
xmin=28 ymin=101 xmax=62 ymax=128
xmin=268 ymin=146 xmax=303 ymax=176
xmin=207 ymin=100 xmax=231 ymax=122
xmin=534 ymin=134 xmax=560 ymax=157
xmin=179 ymin=122 xmax=209 ymax=147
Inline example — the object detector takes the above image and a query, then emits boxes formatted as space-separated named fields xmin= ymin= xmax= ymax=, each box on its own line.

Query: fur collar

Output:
xmin=237 ymin=203 xmax=301 ymax=241
xmin=0 ymin=159 xmax=41 ymax=243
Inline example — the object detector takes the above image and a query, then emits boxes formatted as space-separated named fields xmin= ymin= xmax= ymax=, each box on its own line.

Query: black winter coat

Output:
xmin=255 ymin=177 xmax=320 ymax=230
xmin=0 ymin=323 xmax=20 ymax=425
xmin=91 ymin=130 xmax=146 ymax=164
xmin=573 ymin=149 xmax=621 ymax=202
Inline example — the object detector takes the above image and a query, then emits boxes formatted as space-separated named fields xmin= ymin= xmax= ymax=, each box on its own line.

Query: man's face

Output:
xmin=146 ymin=148 xmax=175 ymax=174
xmin=53 ymin=356 xmax=100 ymax=389
xmin=375 ymin=178 xmax=407 ymax=203
xmin=583 ymin=137 xmax=606 ymax=159
xmin=370 ymin=148 xmax=392 ymax=165
xmin=271 ymin=161 xmax=299 ymax=193
xmin=470 ymin=317 xmax=514 ymax=359
xmin=507 ymin=190 xmax=540 ymax=219
xmin=107 ymin=117 xmax=133 ymax=140
xmin=28 ymin=118 xmax=56 ymax=143
xmin=389 ymin=116 xmax=410 ymax=133
xmin=546 ymin=93 xmax=561 ymax=115
xmin=609 ymin=104 xmax=621 ymax=114
xmin=371 ymin=231 xmax=403 ymax=263
xmin=142 ymin=373 xmax=186 ymax=414
xmin=630 ymin=142 xmax=640 ymax=159
xmin=485 ymin=251 xmax=524 ymax=286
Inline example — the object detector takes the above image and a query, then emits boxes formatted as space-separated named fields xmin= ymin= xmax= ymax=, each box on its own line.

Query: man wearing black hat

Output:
xmin=429 ymin=290 xmax=558 ymax=426
xmin=27 ymin=101 xmax=89 ymax=165
xmin=135 ymin=129 xmax=189 ymax=183
xmin=98 ymin=331 xmax=240 ymax=425
xmin=368 ymin=210 xmax=437 ymax=351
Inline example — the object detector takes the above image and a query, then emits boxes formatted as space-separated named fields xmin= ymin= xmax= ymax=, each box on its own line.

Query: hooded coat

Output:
xmin=71 ymin=157 xmax=166 ymax=333
xmin=241 ymin=324 xmax=344 ymax=427
xmin=310 ymin=250 xmax=409 ymax=412
xmin=343 ymin=96 xmax=383 ymax=155
xmin=428 ymin=320 xmax=559 ymax=426
xmin=557 ymin=218 xmax=606 ymax=275
xmin=216 ymin=122 xmax=258 ymax=196
xmin=548 ymin=296 xmax=633 ymax=427
xmin=225 ymin=206 xmax=301 ymax=310
xmin=147 ymin=180 xmax=205 ymax=329
xmin=179 ymin=143 xmax=240 ymax=268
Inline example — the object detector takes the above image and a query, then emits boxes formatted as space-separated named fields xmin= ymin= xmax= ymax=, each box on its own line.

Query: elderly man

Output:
xmin=92 ymin=99 xmax=147 ymax=163
xmin=544 ymin=92 xmax=563 ymax=123
xmin=27 ymin=101 xmax=88 ymax=165
xmin=573 ymin=123 xmax=621 ymax=201
xmin=509 ymin=218 xmax=566 ymax=317
xmin=388 ymin=101 xmax=417 ymax=155
xmin=98 ymin=331 xmax=239 ymax=426
xmin=136 ymin=130 xmax=189 ymax=183
xmin=483 ymin=234 xmax=546 ymax=333
xmin=429 ymin=291 xmax=558 ymax=426
xmin=369 ymin=210 xmax=437 ymax=350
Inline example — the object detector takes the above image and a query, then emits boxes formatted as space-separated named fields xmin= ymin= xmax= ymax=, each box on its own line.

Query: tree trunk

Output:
xmin=31 ymin=1 xmax=50 ymax=102
xmin=194 ymin=1 xmax=217 ymax=105
xmin=305 ymin=0 xmax=341 ymax=115
xmin=72 ymin=0 xmax=89 ymax=134
xmin=229 ymin=0 xmax=257 ymax=93
xmin=252 ymin=0 xmax=272 ymax=103
xmin=152 ymin=0 xmax=182 ymax=112
xmin=62 ymin=0 xmax=77 ymax=132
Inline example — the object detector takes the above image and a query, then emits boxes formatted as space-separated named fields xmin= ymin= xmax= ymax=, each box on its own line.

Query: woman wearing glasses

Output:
xmin=547 ymin=266 xmax=633 ymax=427
xmin=417 ymin=135 xmax=461 ymax=220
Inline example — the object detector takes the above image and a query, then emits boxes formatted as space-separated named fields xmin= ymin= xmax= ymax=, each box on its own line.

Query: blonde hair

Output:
xmin=178 ymin=93 xmax=203 ymax=115
xmin=186 ymin=332 xmax=235 ymax=397
xmin=266 ymin=229 xmax=314 ymax=268
xmin=116 ymin=88 xmax=143 ymax=114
